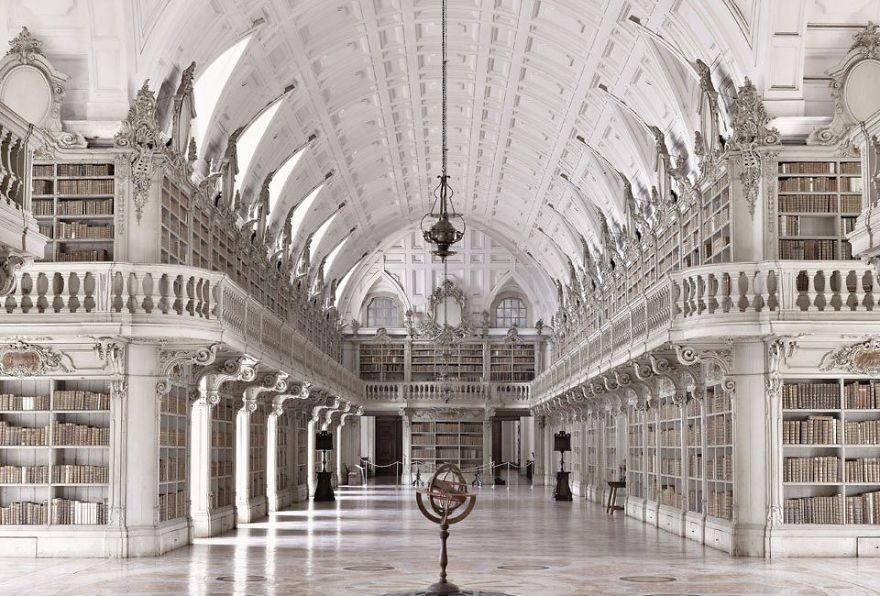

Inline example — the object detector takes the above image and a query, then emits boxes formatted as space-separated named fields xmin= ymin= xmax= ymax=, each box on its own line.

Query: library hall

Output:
xmin=3 ymin=0 xmax=880 ymax=594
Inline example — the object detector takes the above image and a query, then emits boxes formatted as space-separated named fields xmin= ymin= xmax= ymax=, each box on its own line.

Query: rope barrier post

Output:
xmin=506 ymin=461 xmax=511 ymax=490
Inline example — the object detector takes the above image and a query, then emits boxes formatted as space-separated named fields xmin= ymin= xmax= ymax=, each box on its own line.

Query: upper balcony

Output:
xmin=531 ymin=260 xmax=878 ymax=405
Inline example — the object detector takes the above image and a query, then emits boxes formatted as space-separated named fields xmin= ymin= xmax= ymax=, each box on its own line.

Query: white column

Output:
xmin=307 ymin=417 xmax=317 ymax=495
xmin=533 ymin=415 xmax=546 ymax=486
xmin=235 ymin=398 xmax=255 ymax=524
xmin=266 ymin=404 xmax=280 ymax=512
xmin=190 ymin=394 xmax=215 ymax=538
xmin=336 ymin=417 xmax=347 ymax=486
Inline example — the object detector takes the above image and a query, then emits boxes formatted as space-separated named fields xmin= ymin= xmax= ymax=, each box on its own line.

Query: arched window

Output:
xmin=367 ymin=297 xmax=400 ymax=328
xmin=495 ymin=297 xmax=527 ymax=328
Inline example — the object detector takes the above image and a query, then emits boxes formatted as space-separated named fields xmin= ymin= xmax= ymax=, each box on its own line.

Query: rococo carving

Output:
xmin=821 ymin=338 xmax=880 ymax=375
xmin=0 ymin=340 xmax=72 ymax=377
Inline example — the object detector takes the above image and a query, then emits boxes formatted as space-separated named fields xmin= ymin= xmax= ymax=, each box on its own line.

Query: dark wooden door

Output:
xmin=375 ymin=416 xmax=402 ymax=476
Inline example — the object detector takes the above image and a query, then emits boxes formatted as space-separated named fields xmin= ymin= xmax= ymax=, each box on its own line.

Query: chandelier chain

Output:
xmin=441 ymin=0 xmax=448 ymax=177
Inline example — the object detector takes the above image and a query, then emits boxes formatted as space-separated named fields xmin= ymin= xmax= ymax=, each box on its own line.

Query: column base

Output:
xmin=192 ymin=505 xmax=235 ymax=538
xmin=236 ymin=496 xmax=268 ymax=524
xmin=268 ymin=489 xmax=292 ymax=513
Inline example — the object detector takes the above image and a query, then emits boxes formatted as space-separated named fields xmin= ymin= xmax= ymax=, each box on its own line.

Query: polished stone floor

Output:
xmin=2 ymin=481 xmax=880 ymax=595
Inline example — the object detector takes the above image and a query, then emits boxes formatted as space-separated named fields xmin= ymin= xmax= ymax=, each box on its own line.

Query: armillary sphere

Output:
xmin=416 ymin=463 xmax=478 ymax=595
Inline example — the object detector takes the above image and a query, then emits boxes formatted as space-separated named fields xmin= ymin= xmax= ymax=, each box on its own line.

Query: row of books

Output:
xmin=159 ymin=458 xmax=186 ymax=483
xmin=160 ymin=395 xmax=188 ymax=416
xmin=0 ymin=422 xmax=49 ymax=446
xmin=783 ymin=456 xmax=839 ymax=483
xmin=845 ymin=490 xmax=880 ymax=524
xmin=708 ymin=490 xmax=733 ymax=519
xmin=707 ymin=417 xmax=733 ymax=445
xmin=843 ymin=420 xmax=880 ymax=445
xmin=702 ymin=209 xmax=731 ymax=238
xmin=54 ymin=198 xmax=114 ymax=216
xmin=687 ymin=424 xmax=701 ymax=444
xmin=778 ymin=162 xmax=859 ymax=175
xmin=660 ymin=458 xmax=682 ymax=476
xmin=52 ymin=423 xmax=109 ymax=446
xmin=707 ymin=391 xmax=732 ymax=414
xmin=55 ymin=390 xmax=110 ymax=411
xmin=212 ymin=484 xmax=233 ymax=509
xmin=779 ymin=239 xmax=836 ymax=260
xmin=211 ymin=432 xmax=234 ymax=448
xmin=57 ymin=179 xmax=114 ymax=195
xmin=0 ymin=395 xmax=49 ymax=411
xmin=460 ymin=448 xmax=482 ymax=460
xmin=56 ymin=222 xmax=113 ymax=240
xmin=842 ymin=216 xmax=857 ymax=235
xmin=56 ymin=249 xmax=112 ymax=262
xmin=778 ymin=194 xmax=839 ymax=212
xmin=778 ymin=178 xmax=840 ymax=193
xmin=52 ymin=498 xmax=107 ymax=525
xmin=0 ymin=464 xmax=48 ymax=483
xmin=783 ymin=416 xmax=838 ymax=445
xmin=55 ymin=163 xmax=114 ymax=177
xmin=158 ymin=490 xmax=186 ymax=522
xmin=0 ymin=465 xmax=107 ymax=485
xmin=659 ymin=486 xmax=684 ymax=509
xmin=659 ymin=429 xmax=680 ymax=448
xmin=54 ymin=465 xmax=108 ymax=484
xmin=783 ymin=383 xmax=840 ymax=409
xmin=160 ymin=426 xmax=187 ymax=447
xmin=211 ymin=460 xmax=234 ymax=478
xmin=707 ymin=456 xmax=733 ymax=481
xmin=844 ymin=383 xmax=880 ymax=409
xmin=845 ymin=458 xmax=880 ymax=483
xmin=688 ymin=454 xmax=702 ymax=478
xmin=460 ymin=435 xmax=482 ymax=446
xmin=784 ymin=495 xmax=843 ymax=524
xmin=32 ymin=180 xmax=53 ymax=196
xmin=0 ymin=501 xmax=47 ymax=525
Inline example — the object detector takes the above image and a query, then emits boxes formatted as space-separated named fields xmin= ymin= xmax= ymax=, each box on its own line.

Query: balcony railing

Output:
xmin=0 ymin=262 xmax=361 ymax=398
xmin=533 ymin=260 xmax=878 ymax=403
xmin=364 ymin=381 xmax=531 ymax=403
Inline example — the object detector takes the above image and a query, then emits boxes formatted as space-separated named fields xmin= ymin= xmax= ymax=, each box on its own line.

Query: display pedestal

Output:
xmin=314 ymin=471 xmax=335 ymax=501
xmin=553 ymin=471 xmax=572 ymax=501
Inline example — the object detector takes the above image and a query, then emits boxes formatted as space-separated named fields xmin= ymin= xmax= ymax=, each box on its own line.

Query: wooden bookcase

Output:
xmin=158 ymin=383 xmax=187 ymax=523
xmin=410 ymin=342 xmax=485 ymax=382
xmin=409 ymin=420 xmax=483 ymax=470
xmin=627 ymin=408 xmax=644 ymax=499
xmin=0 ymin=378 xmax=111 ymax=526
xmin=706 ymin=382 xmax=733 ymax=520
xmin=276 ymin=412 xmax=289 ymax=494
xmin=776 ymin=158 xmax=862 ymax=260
xmin=658 ymin=400 xmax=684 ymax=509
xmin=686 ymin=396 xmax=703 ymax=514
xmin=489 ymin=342 xmax=536 ymax=382
xmin=781 ymin=378 xmax=880 ymax=525
xmin=296 ymin=411 xmax=308 ymax=488
xmin=359 ymin=340 xmax=405 ymax=382
xmin=605 ymin=413 xmax=618 ymax=481
xmin=250 ymin=406 xmax=267 ymax=499
xmin=646 ymin=409 xmax=658 ymax=502
xmin=32 ymin=160 xmax=116 ymax=263
xmin=210 ymin=399 xmax=235 ymax=510
xmin=585 ymin=416 xmax=600 ymax=492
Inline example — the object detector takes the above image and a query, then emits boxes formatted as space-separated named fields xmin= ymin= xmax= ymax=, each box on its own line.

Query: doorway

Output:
xmin=374 ymin=416 xmax=402 ymax=477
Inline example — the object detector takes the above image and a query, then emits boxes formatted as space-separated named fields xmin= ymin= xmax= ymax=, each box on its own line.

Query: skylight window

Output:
xmin=233 ymin=98 xmax=283 ymax=195
xmin=268 ymin=147 xmax=307 ymax=217
xmin=193 ymin=35 xmax=251 ymax=152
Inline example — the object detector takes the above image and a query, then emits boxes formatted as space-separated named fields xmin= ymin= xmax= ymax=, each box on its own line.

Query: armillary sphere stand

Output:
xmin=416 ymin=463 xmax=478 ymax=595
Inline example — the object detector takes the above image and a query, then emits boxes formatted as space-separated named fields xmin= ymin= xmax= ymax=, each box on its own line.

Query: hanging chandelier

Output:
xmin=420 ymin=0 xmax=465 ymax=261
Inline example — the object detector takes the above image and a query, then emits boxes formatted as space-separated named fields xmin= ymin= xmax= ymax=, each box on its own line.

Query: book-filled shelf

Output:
xmin=296 ymin=411 xmax=308 ymax=489
xmin=0 ymin=378 xmax=111 ymax=526
xmin=249 ymin=406 xmax=267 ymax=500
xmin=658 ymin=399 xmax=684 ymax=509
xmin=410 ymin=343 xmax=484 ymax=382
xmin=276 ymin=412 xmax=290 ymax=494
xmin=210 ymin=397 xmax=235 ymax=510
xmin=489 ymin=341 xmax=536 ymax=382
xmin=359 ymin=340 xmax=404 ymax=382
xmin=605 ymin=413 xmax=618 ymax=481
xmin=627 ymin=407 xmax=644 ymax=499
xmin=158 ymin=382 xmax=188 ymax=523
xmin=32 ymin=160 xmax=117 ymax=262
xmin=686 ymin=395 xmax=703 ymax=514
xmin=781 ymin=379 xmax=880 ymax=525
xmin=409 ymin=419 xmax=484 ymax=468
xmin=706 ymin=382 xmax=733 ymax=520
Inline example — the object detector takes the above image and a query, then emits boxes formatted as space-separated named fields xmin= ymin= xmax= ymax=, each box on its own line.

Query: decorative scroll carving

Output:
xmin=115 ymin=81 xmax=163 ymax=222
xmin=156 ymin=343 xmax=221 ymax=395
xmin=821 ymin=338 xmax=880 ymax=375
xmin=93 ymin=338 xmax=125 ymax=374
xmin=417 ymin=279 xmax=472 ymax=342
xmin=730 ymin=78 xmax=781 ymax=150
xmin=809 ymin=23 xmax=880 ymax=145
xmin=0 ymin=340 xmax=71 ymax=377
xmin=409 ymin=407 xmax=485 ymax=421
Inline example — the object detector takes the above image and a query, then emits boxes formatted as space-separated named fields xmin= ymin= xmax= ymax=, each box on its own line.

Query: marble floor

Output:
xmin=2 ymin=482 xmax=880 ymax=595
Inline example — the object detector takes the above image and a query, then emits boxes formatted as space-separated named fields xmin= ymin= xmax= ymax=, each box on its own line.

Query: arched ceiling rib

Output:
xmin=129 ymin=0 xmax=758 ymax=285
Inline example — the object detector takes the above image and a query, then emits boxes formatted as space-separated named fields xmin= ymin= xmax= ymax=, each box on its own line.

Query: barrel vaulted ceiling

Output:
xmin=3 ymin=0 xmax=877 ymax=310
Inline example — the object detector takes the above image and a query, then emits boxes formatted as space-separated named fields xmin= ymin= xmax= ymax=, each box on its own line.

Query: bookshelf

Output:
xmin=706 ymin=382 xmax=733 ymax=520
xmin=408 ymin=419 xmax=484 ymax=469
xmin=158 ymin=383 xmax=187 ymax=523
xmin=585 ymin=416 xmax=600 ymax=495
xmin=646 ymin=407 xmax=658 ymax=502
xmin=489 ymin=342 xmax=536 ymax=382
xmin=571 ymin=426 xmax=582 ymax=493
xmin=0 ymin=378 xmax=111 ymax=526
xmin=359 ymin=340 xmax=405 ymax=382
xmin=276 ymin=412 xmax=289 ymax=494
xmin=296 ymin=411 xmax=308 ymax=488
xmin=32 ymin=160 xmax=116 ymax=262
xmin=605 ymin=413 xmax=618 ymax=481
xmin=658 ymin=399 xmax=683 ymax=509
xmin=686 ymin=395 xmax=703 ymax=514
xmin=160 ymin=175 xmax=191 ymax=265
xmin=656 ymin=224 xmax=680 ymax=277
xmin=701 ymin=176 xmax=731 ymax=264
xmin=776 ymin=159 xmax=862 ymax=260
xmin=781 ymin=378 xmax=880 ymax=525
xmin=250 ymin=406 xmax=267 ymax=500
xmin=627 ymin=407 xmax=644 ymax=499
xmin=210 ymin=398 xmax=235 ymax=510
xmin=410 ymin=343 xmax=485 ymax=382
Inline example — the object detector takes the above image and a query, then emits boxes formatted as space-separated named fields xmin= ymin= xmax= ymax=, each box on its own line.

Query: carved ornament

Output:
xmin=821 ymin=338 xmax=880 ymax=375
xmin=0 ymin=340 xmax=71 ymax=377
xmin=115 ymin=81 xmax=164 ymax=222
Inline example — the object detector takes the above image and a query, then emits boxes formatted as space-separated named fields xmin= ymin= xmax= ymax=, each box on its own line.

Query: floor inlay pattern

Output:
xmin=1 ymin=484 xmax=880 ymax=594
